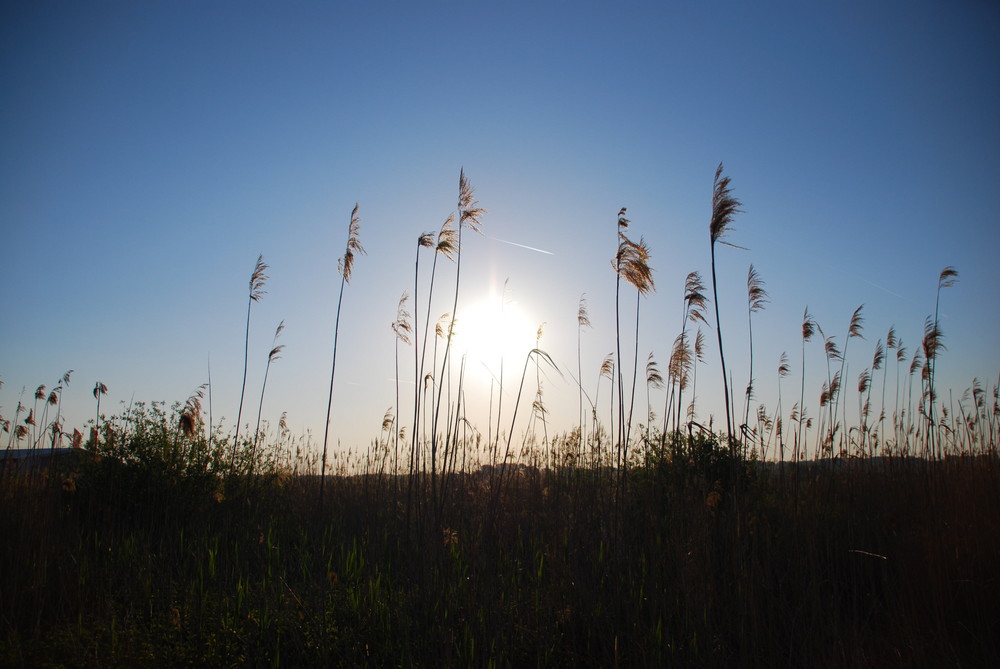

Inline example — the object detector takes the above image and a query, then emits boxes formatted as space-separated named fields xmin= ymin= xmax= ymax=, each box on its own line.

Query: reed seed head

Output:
xmin=848 ymin=305 xmax=865 ymax=339
xmin=436 ymin=216 xmax=458 ymax=260
xmin=747 ymin=264 xmax=769 ymax=313
xmin=684 ymin=271 xmax=710 ymax=325
xmin=599 ymin=354 xmax=615 ymax=380
xmin=339 ymin=204 xmax=366 ymax=283
xmin=872 ymin=340 xmax=885 ymax=371
xmin=778 ymin=352 xmax=790 ymax=378
xmin=824 ymin=336 xmax=841 ymax=361
xmin=802 ymin=308 xmax=816 ymax=342
xmin=249 ymin=255 xmax=269 ymax=302
xmin=646 ymin=352 xmax=664 ymax=390
xmin=392 ymin=292 xmax=412 ymax=344
xmin=938 ymin=266 xmax=959 ymax=290
xmin=458 ymin=170 xmax=485 ymax=233
xmin=886 ymin=326 xmax=897 ymax=350
xmin=710 ymin=163 xmax=742 ymax=244
xmin=617 ymin=207 xmax=629 ymax=230
xmin=577 ymin=294 xmax=591 ymax=329
xmin=922 ymin=316 xmax=945 ymax=361
xmin=615 ymin=234 xmax=654 ymax=295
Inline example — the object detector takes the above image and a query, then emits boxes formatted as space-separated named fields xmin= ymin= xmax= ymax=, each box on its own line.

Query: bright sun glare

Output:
xmin=454 ymin=293 xmax=539 ymax=383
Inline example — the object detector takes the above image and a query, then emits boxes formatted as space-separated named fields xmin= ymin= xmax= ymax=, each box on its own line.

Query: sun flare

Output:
xmin=454 ymin=293 xmax=538 ymax=381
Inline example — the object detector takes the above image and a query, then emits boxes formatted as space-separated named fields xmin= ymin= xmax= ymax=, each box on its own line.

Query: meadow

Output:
xmin=2 ymin=169 xmax=998 ymax=667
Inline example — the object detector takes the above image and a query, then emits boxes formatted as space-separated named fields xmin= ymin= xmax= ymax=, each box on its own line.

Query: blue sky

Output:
xmin=2 ymin=0 xmax=998 ymax=460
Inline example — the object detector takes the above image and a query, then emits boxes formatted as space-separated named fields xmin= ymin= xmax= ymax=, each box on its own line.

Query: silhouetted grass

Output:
xmin=2 ymin=406 xmax=997 ymax=667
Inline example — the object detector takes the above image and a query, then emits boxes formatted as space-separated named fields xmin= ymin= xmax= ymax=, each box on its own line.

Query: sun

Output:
xmin=454 ymin=292 xmax=538 ymax=380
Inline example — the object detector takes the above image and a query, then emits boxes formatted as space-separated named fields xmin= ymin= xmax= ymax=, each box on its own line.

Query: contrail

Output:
xmin=487 ymin=235 xmax=554 ymax=255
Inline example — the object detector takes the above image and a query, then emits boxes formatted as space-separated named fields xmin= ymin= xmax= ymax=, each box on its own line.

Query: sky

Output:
xmin=2 ymin=0 xmax=999 ymax=463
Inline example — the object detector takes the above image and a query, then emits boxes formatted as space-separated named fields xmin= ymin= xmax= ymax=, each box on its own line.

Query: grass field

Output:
xmin=1 ymin=408 xmax=998 ymax=667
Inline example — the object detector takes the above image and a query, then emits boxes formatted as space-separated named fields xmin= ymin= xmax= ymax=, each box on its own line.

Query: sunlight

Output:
xmin=454 ymin=290 xmax=538 ymax=384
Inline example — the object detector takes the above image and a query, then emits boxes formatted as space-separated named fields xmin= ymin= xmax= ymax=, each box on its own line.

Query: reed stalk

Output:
xmin=232 ymin=255 xmax=268 ymax=473
xmin=250 ymin=321 xmax=284 ymax=475
xmin=708 ymin=163 xmax=742 ymax=449
xmin=321 ymin=205 xmax=365 ymax=505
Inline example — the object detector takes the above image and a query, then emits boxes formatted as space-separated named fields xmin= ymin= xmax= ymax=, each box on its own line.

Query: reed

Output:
xmin=250 ymin=321 xmax=284 ymax=476
xmin=928 ymin=267 xmax=958 ymax=457
xmin=232 ymin=255 xmax=268 ymax=473
xmin=611 ymin=208 xmax=654 ymax=475
xmin=391 ymin=292 xmax=412 ymax=477
xmin=430 ymin=170 xmax=484 ymax=511
xmin=577 ymin=294 xmax=591 ymax=456
xmin=708 ymin=163 xmax=742 ymax=448
xmin=50 ymin=370 xmax=72 ymax=449
xmin=320 ymin=205 xmax=365 ymax=505
xmin=92 ymin=382 xmax=108 ymax=432
xmin=742 ymin=264 xmax=769 ymax=453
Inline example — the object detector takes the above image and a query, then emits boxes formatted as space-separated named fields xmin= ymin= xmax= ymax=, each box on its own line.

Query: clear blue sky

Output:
xmin=3 ymin=0 xmax=998 ymax=460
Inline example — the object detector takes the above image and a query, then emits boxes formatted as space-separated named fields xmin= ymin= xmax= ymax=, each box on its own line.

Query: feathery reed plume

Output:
xmin=51 ymin=370 xmax=72 ymax=449
xmin=645 ymin=351 xmax=664 ymax=428
xmin=321 ymin=204 xmax=365 ymax=504
xmin=180 ymin=384 xmax=207 ymax=438
xmin=31 ymin=385 xmax=45 ymax=446
xmin=666 ymin=272 xmax=709 ymax=436
xmin=743 ymin=264 xmax=769 ymax=451
xmin=233 ymin=255 xmax=269 ymax=472
xmin=708 ymin=163 xmax=743 ymax=447
xmin=250 ymin=320 xmax=285 ymax=474
xmin=3 ymin=401 xmax=24 ymax=451
xmin=684 ymin=271 xmax=710 ymax=326
xmin=93 ymin=382 xmax=108 ymax=432
xmin=646 ymin=351 xmax=665 ymax=393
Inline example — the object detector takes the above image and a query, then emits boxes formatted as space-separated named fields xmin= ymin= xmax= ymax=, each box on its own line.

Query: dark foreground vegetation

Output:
xmin=2 ymin=408 xmax=998 ymax=668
